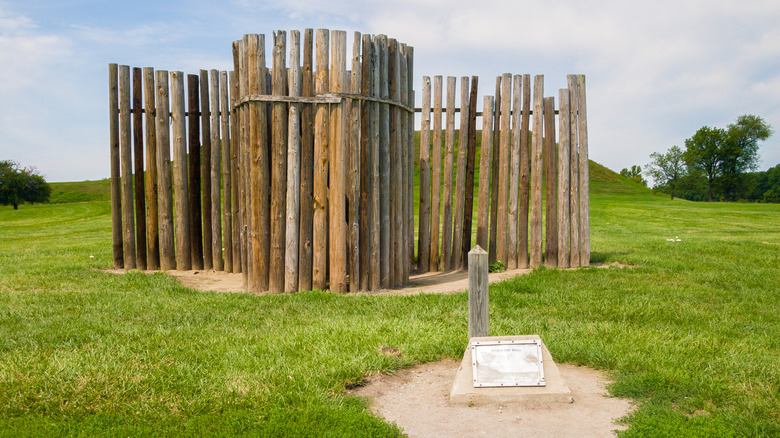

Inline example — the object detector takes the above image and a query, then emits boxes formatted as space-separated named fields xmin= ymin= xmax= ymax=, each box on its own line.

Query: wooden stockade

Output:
xmin=109 ymin=29 xmax=415 ymax=292
xmin=109 ymin=29 xmax=590 ymax=294
xmin=417 ymin=73 xmax=590 ymax=272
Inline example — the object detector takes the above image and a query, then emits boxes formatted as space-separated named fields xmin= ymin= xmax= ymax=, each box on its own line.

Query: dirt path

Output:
xmin=349 ymin=359 xmax=633 ymax=437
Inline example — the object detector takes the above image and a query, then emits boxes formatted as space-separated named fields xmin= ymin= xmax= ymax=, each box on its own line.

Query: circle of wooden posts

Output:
xmin=108 ymin=29 xmax=590 ymax=294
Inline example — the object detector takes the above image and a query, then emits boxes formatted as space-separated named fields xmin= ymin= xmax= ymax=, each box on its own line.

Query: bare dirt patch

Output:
xmin=349 ymin=359 xmax=634 ymax=438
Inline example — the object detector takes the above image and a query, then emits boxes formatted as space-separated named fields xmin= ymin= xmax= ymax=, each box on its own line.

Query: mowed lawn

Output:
xmin=0 ymin=169 xmax=778 ymax=437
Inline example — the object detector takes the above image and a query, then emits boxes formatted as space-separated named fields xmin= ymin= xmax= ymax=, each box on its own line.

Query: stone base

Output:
xmin=449 ymin=335 xmax=574 ymax=404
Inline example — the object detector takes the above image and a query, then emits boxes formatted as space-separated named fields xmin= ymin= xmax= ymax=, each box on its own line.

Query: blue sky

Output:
xmin=1 ymin=0 xmax=779 ymax=182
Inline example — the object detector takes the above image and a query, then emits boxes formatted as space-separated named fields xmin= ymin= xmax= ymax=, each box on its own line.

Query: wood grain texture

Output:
xmin=313 ymin=29 xmax=330 ymax=290
xmin=199 ymin=70 xmax=213 ymax=270
xmin=557 ymin=88 xmax=571 ymax=268
xmin=269 ymin=31 xmax=288 ymax=293
xmin=220 ymin=71 xmax=233 ymax=273
xmin=119 ymin=65 xmax=136 ymax=269
xmin=328 ymin=30 xmax=347 ymax=292
xmin=496 ymin=73 xmax=511 ymax=267
xmin=348 ymin=32 xmax=361 ymax=292
xmin=529 ymin=75 xmax=543 ymax=268
xmin=428 ymin=75 xmax=442 ymax=271
xmin=377 ymin=35 xmax=390 ymax=288
xmin=154 ymin=70 xmax=175 ymax=270
xmin=441 ymin=76 xmax=456 ymax=272
xmin=298 ymin=28 xmax=315 ymax=290
xmin=517 ymin=74 xmax=531 ymax=269
xmin=451 ymin=76 xmax=469 ymax=270
xmin=468 ymin=245 xmax=489 ymax=339
xmin=142 ymin=67 xmax=160 ymax=270
xmin=507 ymin=74 xmax=521 ymax=270
xmin=171 ymin=71 xmax=191 ymax=270
xmin=461 ymin=76 xmax=478 ymax=269
xmin=285 ymin=30 xmax=302 ymax=292
xmin=488 ymin=76 xmax=501 ymax=263
xmin=567 ymin=75 xmax=580 ymax=268
xmin=417 ymin=76 xmax=431 ymax=274
xmin=229 ymin=70 xmax=241 ymax=273
xmin=476 ymin=95 xmax=494 ymax=251
xmin=369 ymin=37 xmax=381 ymax=290
xmin=359 ymin=33 xmax=373 ymax=289
xmin=577 ymin=75 xmax=590 ymax=267
xmin=209 ymin=69 xmax=224 ymax=271
xmin=132 ymin=67 xmax=147 ymax=270
xmin=543 ymin=95 xmax=558 ymax=267
xmin=187 ymin=74 xmax=204 ymax=271
xmin=108 ymin=64 xmax=123 ymax=268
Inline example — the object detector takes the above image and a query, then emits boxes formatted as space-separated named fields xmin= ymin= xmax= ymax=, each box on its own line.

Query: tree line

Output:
xmin=0 ymin=160 xmax=51 ymax=210
xmin=640 ymin=115 xmax=776 ymax=202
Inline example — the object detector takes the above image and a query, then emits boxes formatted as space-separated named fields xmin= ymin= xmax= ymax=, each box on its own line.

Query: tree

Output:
xmin=646 ymin=146 xmax=686 ymax=199
xmin=683 ymin=126 xmax=726 ymax=201
xmin=719 ymin=115 xmax=773 ymax=201
xmin=619 ymin=165 xmax=647 ymax=186
xmin=0 ymin=160 xmax=51 ymax=210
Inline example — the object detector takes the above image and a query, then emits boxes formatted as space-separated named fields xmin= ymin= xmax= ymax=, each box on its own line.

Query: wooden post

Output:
xmin=529 ymin=75 xmax=543 ymax=268
xmin=507 ymin=74 xmax=522 ymax=270
xmin=187 ymin=74 xmax=204 ymax=270
xmin=229 ymin=70 xmax=241 ymax=274
xmin=543 ymin=96 xmax=558 ymax=267
xmin=441 ymin=76 xmax=456 ymax=272
xmin=406 ymin=48 xmax=415 ymax=276
xmin=348 ymin=32 xmax=361 ymax=292
xmin=298 ymin=28 xmax=315 ymax=290
xmin=378 ymin=35 xmax=390 ymax=288
xmin=496 ymin=73 xmax=512 ymax=267
xmin=369 ymin=37 xmax=381 ymax=290
xmin=518 ymin=74 xmax=531 ymax=269
xmin=399 ymin=43 xmax=409 ymax=284
xmin=248 ymin=34 xmax=270 ymax=292
xmin=488 ymin=76 xmax=501 ymax=264
xmin=132 ymin=68 xmax=147 ymax=270
xmin=359 ymin=33 xmax=373 ymax=289
xmin=417 ymin=76 xmax=431 ymax=273
xmin=119 ymin=65 xmax=136 ymax=269
xmin=155 ymin=70 xmax=175 ymax=270
xmin=468 ymin=245 xmax=489 ymax=339
xmin=329 ymin=30 xmax=347 ymax=292
xmin=199 ymin=70 xmax=213 ymax=270
xmin=108 ymin=64 xmax=123 ymax=268
xmin=557 ymin=88 xmax=571 ymax=268
xmin=461 ymin=76 xmax=478 ymax=269
xmin=568 ymin=75 xmax=580 ymax=268
xmin=577 ymin=75 xmax=590 ymax=267
xmin=142 ymin=67 xmax=160 ymax=270
xmin=285 ymin=30 xmax=302 ymax=293
xmin=388 ymin=38 xmax=401 ymax=286
xmin=451 ymin=76 xmax=469 ymax=270
xmin=209 ymin=69 xmax=224 ymax=271
xmin=171 ymin=71 xmax=191 ymax=271
xmin=313 ymin=29 xmax=330 ymax=290
xmin=429 ymin=75 xmax=443 ymax=272
xmin=234 ymin=41 xmax=248 ymax=283
xmin=476 ymin=95 xmax=494 ymax=250
xmin=269 ymin=31 xmax=288 ymax=293
xmin=220 ymin=71 xmax=233 ymax=273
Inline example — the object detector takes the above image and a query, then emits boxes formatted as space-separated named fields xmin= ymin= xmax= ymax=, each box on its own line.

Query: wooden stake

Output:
xmin=269 ymin=30 xmax=288 ymax=293
xmin=529 ymin=75 xmax=543 ymax=268
xmin=461 ymin=76 xmax=479 ymax=269
xmin=348 ymin=32 xmax=361 ymax=292
xmin=155 ymin=70 xmax=175 ymax=270
xmin=518 ymin=74 xmax=531 ymax=269
xmin=568 ymin=75 xmax=580 ymax=268
xmin=171 ymin=71 xmax=191 ymax=270
xmin=496 ymin=73 xmax=512 ymax=267
xmin=209 ymin=69 xmax=224 ymax=271
xmin=359 ymin=33 xmax=373 ymax=289
xmin=468 ymin=245 xmax=489 ymax=339
xmin=488 ymin=76 xmax=501 ymax=263
xmin=220 ymin=71 xmax=233 ymax=273
xmin=132 ymin=68 xmax=147 ymax=270
xmin=476 ymin=95 xmax=494 ymax=250
xmin=577 ymin=75 xmax=590 ymax=267
xmin=313 ymin=29 xmax=330 ymax=290
xmin=329 ymin=30 xmax=347 ymax=292
xmin=369 ymin=37 xmax=381 ymax=290
xmin=187 ymin=74 xmax=204 ymax=270
xmin=543 ymin=96 xmax=558 ymax=267
xmin=285 ymin=30 xmax=302 ymax=292
xmin=452 ymin=76 xmax=469 ymax=270
xmin=417 ymin=76 xmax=431 ymax=273
xmin=507 ymin=75 xmax=521 ymax=269
xmin=109 ymin=64 xmax=123 ymax=268
xmin=199 ymin=70 xmax=213 ymax=270
xmin=378 ymin=35 xmax=390 ymax=288
xmin=119 ymin=65 xmax=136 ymax=269
xmin=441 ymin=76 xmax=456 ymax=272
xmin=557 ymin=88 xmax=571 ymax=268
xmin=229 ymin=70 xmax=241 ymax=273
xmin=142 ymin=67 xmax=160 ymax=270
xmin=429 ymin=75 xmax=442 ymax=271
xmin=298 ymin=28 xmax=315 ymax=290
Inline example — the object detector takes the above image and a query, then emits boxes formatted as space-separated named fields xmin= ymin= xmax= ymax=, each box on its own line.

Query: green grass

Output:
xmin=1 ymin=165 xmax=779 ymax=436
xmin=48 ymin=179 xmax=112 ymax=204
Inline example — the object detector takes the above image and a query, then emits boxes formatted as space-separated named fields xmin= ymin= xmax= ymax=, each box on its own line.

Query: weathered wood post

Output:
xmin=108 ymin=64 xmax=123 ymax=268
xmin=468 ymin=245 xmax=489 ymax=339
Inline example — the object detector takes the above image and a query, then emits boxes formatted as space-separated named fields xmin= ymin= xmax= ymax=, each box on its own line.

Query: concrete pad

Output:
xmin=450 ymin=335 xmax=574 ymax=404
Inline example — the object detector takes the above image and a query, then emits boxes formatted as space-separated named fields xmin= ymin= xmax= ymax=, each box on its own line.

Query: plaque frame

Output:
xmin=471 ymin=338 xmax=546 ymax=387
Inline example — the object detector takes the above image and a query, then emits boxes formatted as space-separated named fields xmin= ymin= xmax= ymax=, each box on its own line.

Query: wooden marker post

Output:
xmin=132 ymin=67 xmax=147 ymax=270
xmin=417 ymin=76 xmax=431 ymax=273
xmin=187 ymin=74 xmax=204 ymax=271
xmin=155 ymin=70 xmax=175 ymax=270
xmin=468 ymin=245 xmax=489 ymax=339
xmin=142 ymin=67 xmax=160 ymax=270
xmin=108 ymin=64 xmax=123 ymax=268
xmin=285 ymin=30 xmax=302 ymax=292
xmin=543 ymin=96 xmax=558 ymax=267
xmin=119 ymin=65 xmax=136 ymax=269
xmin=171 ymin=71 xmax=191 ymax=271
xmin=529 ymin=75 xmax=544 ymax=268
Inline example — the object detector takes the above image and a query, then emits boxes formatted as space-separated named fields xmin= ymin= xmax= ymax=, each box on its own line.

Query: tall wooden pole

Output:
xmin=209 ymin=69 xmax=224 ymax=271
xmin=220 ymin=71 xmax=233 ymax=273
xmin=155 ymin=70 xmax=175 ymax=270
xmin=577 ymin=75 xmax=590 ymax=267
xmin=557 ymin=88 xmax=571 ymax=268
xmin=529 ymin=75 xmax=544 ymax=268
xmin=507 ymin=74 xmax=522 ymax=270
xmin=543 ymin=96 xmax=558 ymax=267
xmin=285 ymin=30 xmax=302 ymax=292
xmin=417 ymin=76 xmax=431 ymax=274
xmin=517 ymin=74 xmax=531 ymax=269
xmin=199 ymin=70 xmax=213 ymax=270
xmin=313 ymin=29 xmax=330 ymax=290
xmin=132 ymin=67 xmax=147 ymax=270
xmin=298 ymin=28 xmax=315 ymax=290
xmin=171 ymin=71 xmax=191 ymax=271
xmin=452 ymin=76 xmax=469 ymax=270
xmin=429 ymin=75 xmax=443 ymax=271
xmin=329 ymin=30 xmax=347 ymax=292
xmin=476 ymin=95 xmax=494 ymax=250
xmin=108 ymin=64 xmax=123 ymax=268
xmin=187 ymin=74 xmax=204 ymax=270
xmin=142 ymin=67 xmax=160 ymax=270
xmin=119 ymin=65 xmax=136 ymax=269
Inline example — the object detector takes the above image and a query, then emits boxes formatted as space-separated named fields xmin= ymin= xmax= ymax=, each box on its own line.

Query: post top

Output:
xmin=469 ymin=245 xmax=486 ymax=255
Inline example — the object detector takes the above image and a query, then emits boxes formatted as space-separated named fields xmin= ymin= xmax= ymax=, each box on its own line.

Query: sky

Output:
xmin=1 ymin=0 xmax=779 ymax=182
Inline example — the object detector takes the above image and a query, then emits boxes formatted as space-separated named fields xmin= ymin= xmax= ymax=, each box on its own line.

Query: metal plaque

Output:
xmin=471 ymin=339 xmax=545 ymax=387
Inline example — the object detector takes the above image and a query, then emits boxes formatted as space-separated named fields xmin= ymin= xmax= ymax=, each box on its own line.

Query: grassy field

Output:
xmin=1 ymin=166 xmax=778 ymax=437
